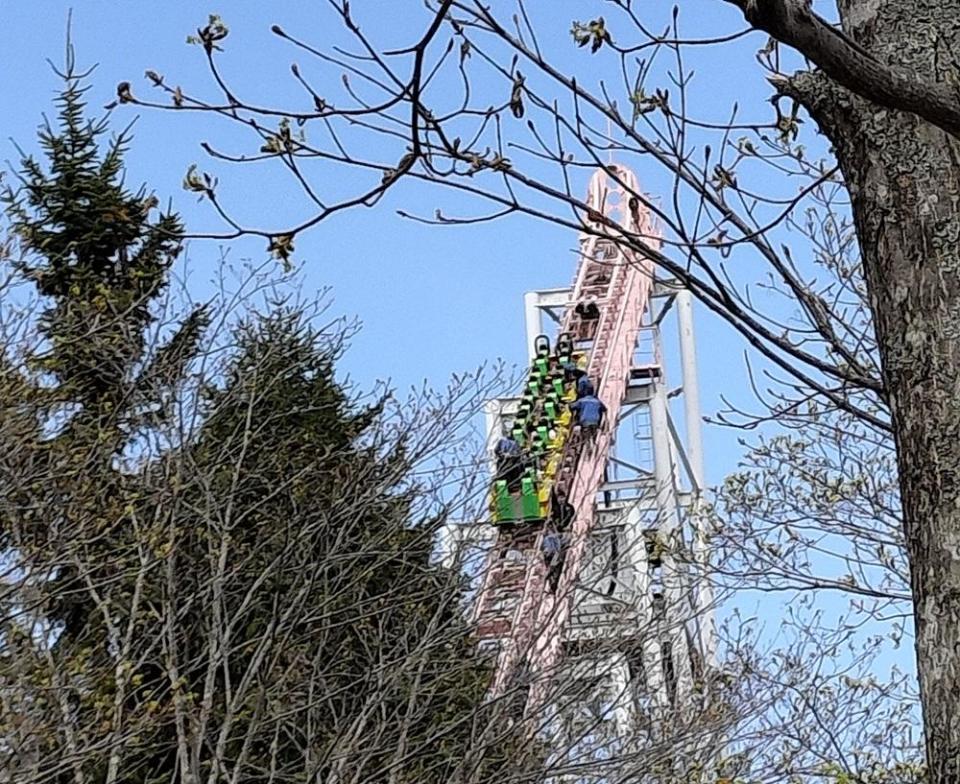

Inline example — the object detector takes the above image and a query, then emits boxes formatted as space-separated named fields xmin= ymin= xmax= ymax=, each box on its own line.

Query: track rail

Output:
xmin=477 ymin=166 xmax=660 ymax=709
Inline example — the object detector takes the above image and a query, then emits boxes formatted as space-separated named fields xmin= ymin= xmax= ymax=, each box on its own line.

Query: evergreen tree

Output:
xmin=0 ymin=66 xmax=531 ymax=782
xmin=4 ymin=68 xmax=203 ymax=455
xmin=1 ymin=62 xmax=206 ymax=626
xmin=0 ymin=64 xmax=206 ymax=779
xmin=130 ymin=309 xmax=528 ymax=783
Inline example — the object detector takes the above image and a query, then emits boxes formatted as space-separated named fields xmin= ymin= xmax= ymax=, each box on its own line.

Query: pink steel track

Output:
xmin=479 ymin=165 xmax=660 ymax=713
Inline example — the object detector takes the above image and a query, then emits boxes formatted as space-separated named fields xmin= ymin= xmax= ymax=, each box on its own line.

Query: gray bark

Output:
xmin=777 ymin=2 xmax=960 ymax=780
xmin=723 ymin=0 xmax=960 ymax=141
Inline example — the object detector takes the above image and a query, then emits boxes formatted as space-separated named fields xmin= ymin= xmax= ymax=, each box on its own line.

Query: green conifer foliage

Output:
xmin=0 ymin=67 xmax=532 ymax=784
xmin=4 ymin=73 xmax=201 ymax=445
xmin=138 ymin=310 xmax=524 ymax=783
xmin=1 ymin=65 xmax=205 ymax=698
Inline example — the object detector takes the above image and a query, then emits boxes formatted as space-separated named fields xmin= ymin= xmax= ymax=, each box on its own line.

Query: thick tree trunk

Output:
xmin=860 ymin=121 xmax=960 ymax=784
xmin=791 ymin=3 xmax=960 ymax=780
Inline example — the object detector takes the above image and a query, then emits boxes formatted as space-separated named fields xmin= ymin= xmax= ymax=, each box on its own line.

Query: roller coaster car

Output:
xmin=491 ymin=336 xmax=582 ymax=525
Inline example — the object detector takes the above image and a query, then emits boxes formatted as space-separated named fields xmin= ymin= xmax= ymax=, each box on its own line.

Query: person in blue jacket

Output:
xmin=569 ymin=393 xmax=606 ymax=443
xmin=562 ymin=359 xmax=584 ymax=384
xmin=576 ymin=375 xmax=595 ymax=398
xmin=541 ymin=526 xmax=565 ymax=593
xmin=495 ymin=430 xmax=523 ymax=491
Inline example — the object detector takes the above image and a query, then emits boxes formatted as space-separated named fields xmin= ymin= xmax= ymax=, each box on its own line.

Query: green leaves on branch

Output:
xmin=712 ymin=164 xmax=738 ymax=192
xmin=261 ymin=118 xmax=294 ymax=154
xmin=571 ymin=18 xmax=612 ymax=53
xmin=268 ymin=234 xmax=295 ymax=269
xmin=187 ymin=14 xmax=229 ymax=52
xmin=630 ymin=87 xmax=669 ymax=120
xmin=143 ymin=71 xmax=184 ymax=107
xmin=182 ymin=164 xmax=217 ymax=200
xmin=774 ymin=99 xmax=803 ymax=144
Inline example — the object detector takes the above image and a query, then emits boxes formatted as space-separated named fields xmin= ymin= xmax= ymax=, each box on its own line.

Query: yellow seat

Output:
xmin=538 ymin=483 xmax=551 ymax=516
xmin=544 ymin=454 xmax=560 ymax=479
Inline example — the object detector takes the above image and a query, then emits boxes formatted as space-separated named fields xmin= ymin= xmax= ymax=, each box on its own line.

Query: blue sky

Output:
xmin=0 ymin=0 xmax=763 ymax=489
xmin=1 ymin=0 xmax=917 ymax=707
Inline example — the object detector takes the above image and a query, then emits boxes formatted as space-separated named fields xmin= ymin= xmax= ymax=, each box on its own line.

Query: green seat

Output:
xmin=544 ymin=401 xmax=557 ymax=421
xmin=512 ymin=428 xmax=525 ymax=445
xmin=520 ymin=477 xmax=540 ymax=519
xmin=493 ymin=480 xmax=514 ymax=522
xmin=536 ymin=425 xmax=549 ymax=445
xmin=528 ymin=380 xmax=541 ymax=397
xmin=552 ymin=378 xmax=565 ymax=398
xmin=535 ymin=357 xmax=549 ymax=377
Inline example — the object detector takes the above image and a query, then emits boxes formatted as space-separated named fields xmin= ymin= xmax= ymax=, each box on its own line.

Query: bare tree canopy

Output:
xmin=108 ymin=1 xmax=960 ymax=780
xmin=0 ymin=63 xmax=538 ymax=783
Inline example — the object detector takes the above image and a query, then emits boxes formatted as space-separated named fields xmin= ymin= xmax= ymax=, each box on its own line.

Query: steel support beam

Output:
xmin=676 ymin=288 xmax=705 ymax=489
xmin=523 ymin=288 xmax=573 ymax=360
xmin=676 ymin=288 xmax=718 ymax=670
xmin=650 ymin=368 xmax=695 ymax=705
xmin=524 ymin=291 xmax=541 ymax=362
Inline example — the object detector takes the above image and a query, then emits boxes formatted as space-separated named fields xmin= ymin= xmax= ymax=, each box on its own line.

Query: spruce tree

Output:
xmin=0 ymin=62 xmax=532 ymax=784
xmin=0 ymin=64 xmax=206 ymax=780
xmin=139 ymin=309 xmax=526 ymax=783
xmin=1 ymin=63 xmax=206 ymax=625
xmin=4 ymin=71 xmax=202 ymax=452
